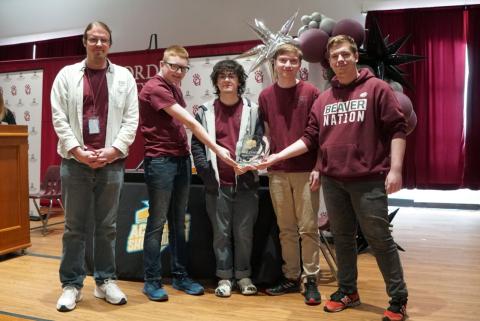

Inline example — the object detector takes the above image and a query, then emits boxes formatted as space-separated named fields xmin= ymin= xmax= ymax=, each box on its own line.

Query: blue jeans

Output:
xmin=321 ymin=176 xmax=408 ymax=300
xmin=59 ymin=158 xmax=124 ymax=288
xmin=205 ymin=186 xmax=258 ymax=279
xmin=143 ymin=156 xmax=191 ymax=282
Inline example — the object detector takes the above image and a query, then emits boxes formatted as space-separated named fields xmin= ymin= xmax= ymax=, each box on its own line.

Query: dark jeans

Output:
xmin=321 ymin=175 xmax=408 ymax=301
xmin=143 ymin=156 xmax=191 ymax=282
xmin=205 ymin=186 xmax=258 ymax=279
xmin=59 ymin=158 xmax=124 ymax=288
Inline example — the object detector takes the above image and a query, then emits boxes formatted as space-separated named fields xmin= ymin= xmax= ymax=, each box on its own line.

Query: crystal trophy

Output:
xmin=238 ymin=135 xmax=270 ymax=166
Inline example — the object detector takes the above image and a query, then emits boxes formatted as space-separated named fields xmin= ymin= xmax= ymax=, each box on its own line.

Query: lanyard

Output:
xmin=85 ymin=66 xmax=108 ymax=115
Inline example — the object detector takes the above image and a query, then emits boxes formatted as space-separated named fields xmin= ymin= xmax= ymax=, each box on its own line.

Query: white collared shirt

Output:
xmin=51 ymin=59 xmax=139 ymax=158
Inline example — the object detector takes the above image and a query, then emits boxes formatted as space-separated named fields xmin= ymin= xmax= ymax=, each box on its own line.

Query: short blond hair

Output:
xmin=163 ymin=45 xmax=189 ymax=62
xmin=327 ymin=35 xmax=358 ymax=57
xmin=273 ymin=43 xmax=303 ymax=61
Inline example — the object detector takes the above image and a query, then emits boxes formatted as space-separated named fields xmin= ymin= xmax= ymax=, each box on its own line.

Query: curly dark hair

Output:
xmin=210 ymin=59 xmax=247 ymax=96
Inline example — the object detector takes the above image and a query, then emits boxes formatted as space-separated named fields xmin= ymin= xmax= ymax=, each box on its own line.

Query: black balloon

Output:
xmin=359 ymin=17 xmax=424 ymax=89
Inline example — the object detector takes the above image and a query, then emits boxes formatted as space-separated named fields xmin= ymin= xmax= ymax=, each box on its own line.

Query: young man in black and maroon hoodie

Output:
xmin=258 ymin=35 xmax=409 ymax=321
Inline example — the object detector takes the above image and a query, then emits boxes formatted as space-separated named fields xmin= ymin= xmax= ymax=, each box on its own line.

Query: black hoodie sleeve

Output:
xmin=4 ymin=108 xmax=16 ymax=125
xmin=191 ymin=110 xmax=210 ymax=174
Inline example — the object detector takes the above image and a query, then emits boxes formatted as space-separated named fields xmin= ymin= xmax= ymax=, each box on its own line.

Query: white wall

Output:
xmin=0 ymin=0 xmax=365 ymax=51
xmin=3 ymin=1 xmax=479 ymax=50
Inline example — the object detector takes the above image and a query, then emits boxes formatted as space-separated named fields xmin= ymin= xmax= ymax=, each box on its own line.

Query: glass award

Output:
xmin=238 ymin=135 xmax=270 ymax=166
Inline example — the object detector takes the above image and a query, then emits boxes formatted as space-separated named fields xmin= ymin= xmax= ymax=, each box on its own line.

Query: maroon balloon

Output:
xmin=320 ymin=56 xmax=330 ymax=69
xmin=394 ymin=91 xmax=413 ymax=118
xmin=406 ymin=111 xmax=417 ymax=135
xmin=331 ymin=18 xmax=365 ymax=48
xmin=298 ymin=28 xmax=330 ymax=63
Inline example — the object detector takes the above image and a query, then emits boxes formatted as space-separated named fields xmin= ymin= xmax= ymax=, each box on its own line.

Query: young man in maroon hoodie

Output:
xmin=258 ymin=43 xmax=322 ymax=305
xmin=258 ymin=35 xmax=409 ymax=321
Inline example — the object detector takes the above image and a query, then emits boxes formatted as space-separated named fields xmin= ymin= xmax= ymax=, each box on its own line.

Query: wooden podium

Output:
xmin=0 ymin=125 xmax=31 ymax=255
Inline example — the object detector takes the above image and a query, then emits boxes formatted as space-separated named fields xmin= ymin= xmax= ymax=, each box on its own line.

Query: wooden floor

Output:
xmin=1 ymin=207 xmax=480 ymax=321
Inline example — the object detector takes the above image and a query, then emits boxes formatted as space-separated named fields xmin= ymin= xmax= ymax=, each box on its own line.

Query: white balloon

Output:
xmin=301 ymin=15 xmax=312 ymax=26
xmin=388 ymin=80 xmax=404 ymax=92
xmin=297 ymin=25 xmax=309 ymax=37
xmin=308 ymin=20 xmax=319 ymax=29
xmin=320 ymin=18 xmax=336 ymax=36
xmin=311 ymin=12 xmax=322 ymax=22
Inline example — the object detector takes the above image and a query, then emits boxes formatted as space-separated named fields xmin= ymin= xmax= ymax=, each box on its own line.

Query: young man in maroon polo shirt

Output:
xmin=258 ymin=43 xmax=322 ymax=305
xmin=139 ymin=46 xmax=236 ymax=301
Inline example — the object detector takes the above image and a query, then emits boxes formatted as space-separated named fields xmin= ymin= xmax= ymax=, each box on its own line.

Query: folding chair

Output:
xmin=318 ymin=211 xmax=337 ymax=280
xmin=29 ymin=165 xmax=64 ymax=235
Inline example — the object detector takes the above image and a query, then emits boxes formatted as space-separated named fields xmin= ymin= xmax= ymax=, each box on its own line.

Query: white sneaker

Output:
xmin=237 ymin=277 xmax=257 ymax=295
xmin=215 ymin=279 xmax=232 ymax=297
xmin=57 ymin=286 xmax=82 ymax=312
xmin=94 ymin=279 xmax=127 ymax=305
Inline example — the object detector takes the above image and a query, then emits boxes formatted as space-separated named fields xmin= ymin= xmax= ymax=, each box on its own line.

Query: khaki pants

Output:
xmin=268 ymin=172 xmax=320 ymax=281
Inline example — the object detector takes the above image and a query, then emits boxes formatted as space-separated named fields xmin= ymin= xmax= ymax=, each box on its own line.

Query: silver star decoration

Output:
xmin=237 ymin=12 xmax=299 ymax=73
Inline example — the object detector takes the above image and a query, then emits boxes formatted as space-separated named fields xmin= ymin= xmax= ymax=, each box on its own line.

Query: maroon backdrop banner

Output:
xmin=0 ymin=40 xmax=260 ymax=180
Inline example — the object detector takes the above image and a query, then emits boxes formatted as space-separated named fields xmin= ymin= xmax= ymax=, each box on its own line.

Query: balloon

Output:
xmin=239 ymin=12 xmax=299 ymax=74
xmin=388 ymin=80 xmax=403 ymax=92
xmin=298 ymin=28 xmax=330 ymax=63
xmin=308 ymin=20 xmax=319 ymax=29
xmin=394 ymin=91 xmax=413 ymax=118
xmin=297 ymin=25 xmax=308 ymax=37
xmin=311 ymin=12 xmax=322 ymax=22
xmin=301 ymin=15 xmax=312 ymax=25
xmin=332 ymin=18 xmax=365 ymax=48
xmin=320 ymin=56 xmax=330 ymax=70
xmin=406 ymin=111 xmax=417 ymax=135
xmin=319 ymin=17 xmax=336 ymax=35
xmin=358 ymin=64 xmax=375 ymax=74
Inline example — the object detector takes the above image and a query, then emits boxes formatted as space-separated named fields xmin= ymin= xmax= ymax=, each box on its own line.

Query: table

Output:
xmin=86 ymin=171 xmax=283 ymax=284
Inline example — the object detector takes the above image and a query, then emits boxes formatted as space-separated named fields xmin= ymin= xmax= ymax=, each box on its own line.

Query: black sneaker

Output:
xmin=383 ymin=298 xmax=408 ymax=321
xmin=304 ymin=276 xmax=321 ymax=305
xmin=265 ymin=277 xmax=300 ymax=296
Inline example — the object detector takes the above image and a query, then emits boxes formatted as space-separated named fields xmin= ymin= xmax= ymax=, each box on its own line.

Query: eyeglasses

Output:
xmin=87 ymin=37 xmax=110 ymax=45
xmin=164 ymin=61 xmax=190 ymax=73
xmin=218 ymin=72 xmax=237 ymax=80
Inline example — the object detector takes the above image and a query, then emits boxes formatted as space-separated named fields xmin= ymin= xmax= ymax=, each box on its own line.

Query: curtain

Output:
xmin=35 ymin=35 xmax=85 ymax=59
xmin=0 ymin=35 xmax=85 ymax=61
xmin=367 ymin=7 xmax=466 ymax=189
xmin=0 ymin=43 xmax=33 ymax=61
xmin=463 ymin=6 xmax=480 ymax=188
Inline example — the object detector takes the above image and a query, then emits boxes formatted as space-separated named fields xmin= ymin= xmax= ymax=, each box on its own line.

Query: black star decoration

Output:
xmin=359 ymin=17 xmax=425 ymax=90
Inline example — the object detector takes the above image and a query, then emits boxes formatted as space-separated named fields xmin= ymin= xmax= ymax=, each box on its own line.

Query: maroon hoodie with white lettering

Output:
xmin=301 ymin=68 xmax=407 ymax=180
